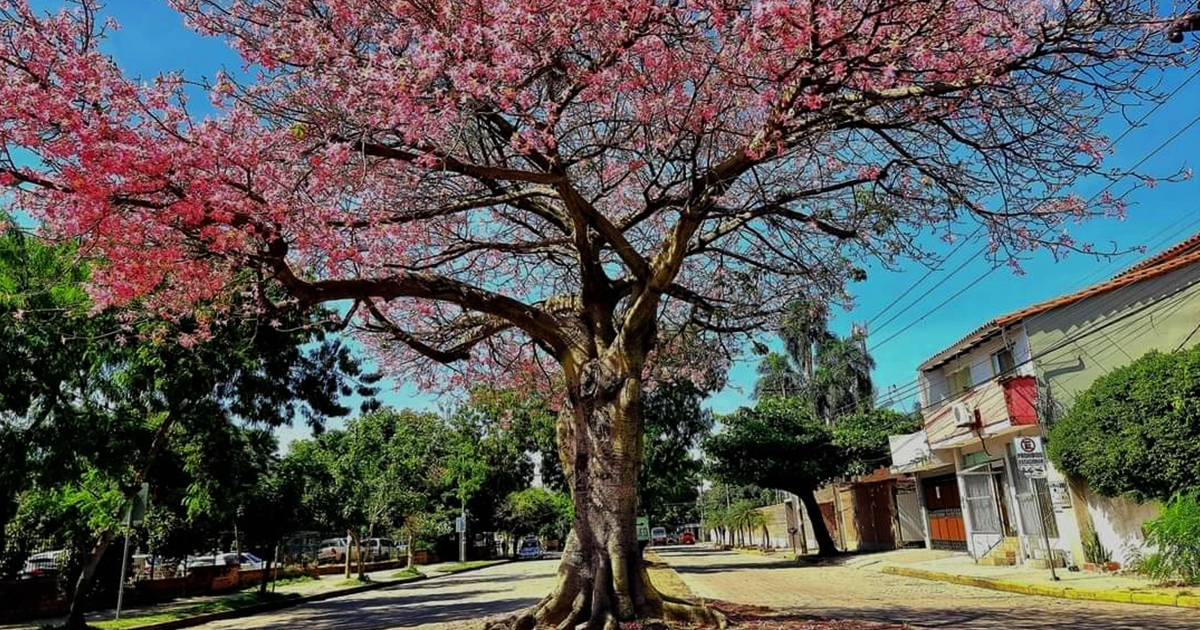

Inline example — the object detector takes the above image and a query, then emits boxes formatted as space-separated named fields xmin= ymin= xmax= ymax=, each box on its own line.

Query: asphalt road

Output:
xmin=655 ymin=546 xmax=1200 ymax=630
xmin=190 ymin=559 xmax=559 ymax=630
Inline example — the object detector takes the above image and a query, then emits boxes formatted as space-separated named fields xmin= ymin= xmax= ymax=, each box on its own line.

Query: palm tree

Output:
xmin=780 ymin=300 xmax=832 ymax=379
xmin=754 ymin=300 xmax=876 ymax=425
xmin=753 ymin=352 xmax=803 ymax=399
xmin=810 ymin=330 xmax=876 ymax=424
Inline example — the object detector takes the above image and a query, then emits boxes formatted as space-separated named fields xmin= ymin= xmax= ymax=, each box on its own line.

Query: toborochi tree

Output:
xmin=0 ymin=0 xmax=1195 ymax=626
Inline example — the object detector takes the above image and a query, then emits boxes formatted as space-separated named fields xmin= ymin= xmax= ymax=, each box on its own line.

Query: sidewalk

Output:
xmin=841 ymin=548 xmax=1200 ymax=609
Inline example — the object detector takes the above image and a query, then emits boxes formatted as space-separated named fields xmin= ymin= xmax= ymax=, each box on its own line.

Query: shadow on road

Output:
xmin=281 ymin=595 xmax=543 ymax=629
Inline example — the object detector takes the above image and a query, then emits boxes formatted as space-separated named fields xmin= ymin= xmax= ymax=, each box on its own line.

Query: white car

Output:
xmin=317 ymin=538 xmax=348 ymax=564
xmin=219 ymin=552 xmax=265 ymax=569
xmin=364 ymin=538 xmax=393 ymax=561
xmin=20 ymin=550 xmax=66 ymax=579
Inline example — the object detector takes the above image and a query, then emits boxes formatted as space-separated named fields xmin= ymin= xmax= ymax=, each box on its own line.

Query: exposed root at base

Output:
xmin=483 ymin=599 xmax=727 ymax=630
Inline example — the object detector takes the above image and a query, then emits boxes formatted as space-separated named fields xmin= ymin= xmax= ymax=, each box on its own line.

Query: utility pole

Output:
xmin=459 ymin=493 xmax=467 ymax=563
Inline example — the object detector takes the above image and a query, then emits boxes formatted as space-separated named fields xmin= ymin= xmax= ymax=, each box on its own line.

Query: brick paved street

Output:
xmin=655 ymin=547 xmax=1200 ymax=629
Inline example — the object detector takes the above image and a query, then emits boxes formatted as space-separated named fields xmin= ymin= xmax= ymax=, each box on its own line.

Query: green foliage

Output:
xmin=502 ymin=487 xmax=571 ymax=540
xmin=704 ymin=398 xmax=841 ymax=495
xmin=832 ymin=407 xmax=920 ymax=477
xmin=1047 ymin=346 xmax=1200 ymax=503
xmin=639 ymin=380 xmax=712 ymax=527
xmin=0 ymin=227 xmax=373 ymax=588
xmin=282 ymin=407 xmax=448 ymax=545
xmin=1141 ymin=494 xmax=1200 ymax=585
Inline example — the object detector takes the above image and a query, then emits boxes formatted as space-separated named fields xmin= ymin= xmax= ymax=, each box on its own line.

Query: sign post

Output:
xmin=115 ymin=483 xmax=149 ymax=619
xmin=1013 ymin=436 xmax=1057 ymax=581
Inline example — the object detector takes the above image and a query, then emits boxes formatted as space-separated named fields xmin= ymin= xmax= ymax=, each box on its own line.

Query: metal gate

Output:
xmin=922 ymin=475 xmax=966 ymax=551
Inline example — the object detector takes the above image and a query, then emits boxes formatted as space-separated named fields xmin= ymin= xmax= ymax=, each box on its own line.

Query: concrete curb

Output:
xmin=882 ymin=566 xmax=1200 ymax=610
xmin=104 ymin=560 xmax=514 ymax=630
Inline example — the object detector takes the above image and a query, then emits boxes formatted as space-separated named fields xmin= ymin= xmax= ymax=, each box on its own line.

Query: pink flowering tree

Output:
xmin=0 ymin=0 xmax=1193 ymax=626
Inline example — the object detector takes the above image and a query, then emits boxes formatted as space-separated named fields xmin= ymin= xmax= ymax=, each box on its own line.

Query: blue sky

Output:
xmin=75 ymin=2 xmax=1200 ymax=442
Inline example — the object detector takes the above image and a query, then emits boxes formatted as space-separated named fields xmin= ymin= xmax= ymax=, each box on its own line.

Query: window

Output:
xmin=948 ymin=368 xmax=972 ymax=395
xmin=994 ymin=346 xmax=1016 ymax=376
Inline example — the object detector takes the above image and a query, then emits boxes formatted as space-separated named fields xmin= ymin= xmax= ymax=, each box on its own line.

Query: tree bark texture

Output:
xmin=494 ymin=359 xmax=724 ymax=630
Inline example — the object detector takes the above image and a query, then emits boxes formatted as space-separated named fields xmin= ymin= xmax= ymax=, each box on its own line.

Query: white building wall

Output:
xmin=1080 ymin=487 xmax=1160 ymax=567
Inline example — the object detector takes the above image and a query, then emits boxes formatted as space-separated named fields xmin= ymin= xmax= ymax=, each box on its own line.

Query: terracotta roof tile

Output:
xmin=918 ymin=231 xmax=1200 ymax=372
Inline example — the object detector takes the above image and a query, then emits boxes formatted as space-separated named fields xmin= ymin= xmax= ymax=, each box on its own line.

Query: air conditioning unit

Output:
xmin=952 ymin=403 xmax=976 ymax=429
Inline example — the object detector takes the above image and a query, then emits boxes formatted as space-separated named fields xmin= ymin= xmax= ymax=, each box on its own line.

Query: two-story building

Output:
xmin=890 ymin=230 xmax=1200 ymax=567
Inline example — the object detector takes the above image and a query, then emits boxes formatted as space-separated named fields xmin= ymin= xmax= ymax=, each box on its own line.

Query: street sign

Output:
xmin=636 ymin=516 xmax=650 ymax=542
xmin=128 ymin=483 xmax=149 ymax=525
xmin=454 ymin=516 xmax=465 ymax=533
xmin=1049 ymin=481 xmax=1072 ymax=507
xmin=1014 ymin=435 xmax=1047 ymax=479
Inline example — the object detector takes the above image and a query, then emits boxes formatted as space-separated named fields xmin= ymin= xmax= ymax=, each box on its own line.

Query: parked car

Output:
xmin=679 ymin=530 xmax=696 ymax=545
xmin=365 ymin=538 xmax=393 ymax=561
xmin=219 ymin=552 xmax=265 ymax=569
xmin=516 ymin=536 xmax=544 ymax=560
xmin=317 ymin=538 xmax=348 ymax=564
xmin=650 ymin=527 xmax=668 ymax=546
xmin=20 ymin=550 xmax=66 ymax=579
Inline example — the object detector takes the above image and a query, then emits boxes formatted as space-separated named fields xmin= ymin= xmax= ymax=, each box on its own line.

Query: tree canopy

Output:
xmin=1 ymin=0 xmax=1191 ymax=624
xmin=1048 ymin=346 xmax=1200 ymax=504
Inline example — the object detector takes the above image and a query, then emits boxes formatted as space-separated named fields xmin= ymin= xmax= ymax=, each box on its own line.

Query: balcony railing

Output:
xmin=923 ymin=376 xmax=1037 ymax=449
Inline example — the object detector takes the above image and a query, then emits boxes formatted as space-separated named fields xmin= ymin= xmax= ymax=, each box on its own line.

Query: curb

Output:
xmin=882 ymin=566 xmax=1200 ymax=610
xmin=429 ymin=559 xmax=512 ymax=577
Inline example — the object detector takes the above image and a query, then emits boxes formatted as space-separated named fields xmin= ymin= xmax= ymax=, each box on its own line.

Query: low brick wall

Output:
xmin=314 ymin=557 xmax=408 ymax=576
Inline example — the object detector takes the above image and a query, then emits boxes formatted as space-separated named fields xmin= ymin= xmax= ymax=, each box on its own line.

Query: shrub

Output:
xmin=1141 ymin=494 xmax=1200 ymax=585
xmin=1047 ymin=345 xmax=1200 ymax=503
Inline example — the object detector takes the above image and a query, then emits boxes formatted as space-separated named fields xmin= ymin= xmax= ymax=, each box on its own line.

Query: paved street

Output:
xmin=189 ymin=560 xmax=558 ymax=630
xmin=655 ymin=546 xmax=1200 ymax=630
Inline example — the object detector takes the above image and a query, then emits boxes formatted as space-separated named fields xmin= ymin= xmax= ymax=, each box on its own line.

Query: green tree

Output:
xmin=0 ymin=228 xmax=375 ymax=627
xmin=639 ymin=381 xmax=712 ymax=528
xmin=705 ymin=398 xmax=842 ymax=555
xmin=1048 ymin=346 xmax=1200 ymax=503
xmin=502 ymin=487 xmax=572 ymax=544
xmin=833 ymin=407 xmax=920 ymax=477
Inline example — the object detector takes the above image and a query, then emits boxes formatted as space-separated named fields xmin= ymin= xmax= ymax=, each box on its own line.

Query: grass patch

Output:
xmin=269 ymin=574 xmax=316 ymax=589
xmin=440 ymin=560 xmax=504 ymax=573
xmin=391 ymin=566 xmax=424 ymax=579
xmin=55 ymin=591 xmax=300 ymax=630
xmin=333 ymin=577 xmax=372 ymax=588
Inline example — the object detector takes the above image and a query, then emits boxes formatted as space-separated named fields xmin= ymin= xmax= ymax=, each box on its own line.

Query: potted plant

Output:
xmin=1081 ymin=531 xmax=1113 ymax=572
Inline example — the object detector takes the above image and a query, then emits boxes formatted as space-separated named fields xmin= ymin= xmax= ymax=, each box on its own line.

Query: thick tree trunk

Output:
xmin=492 ymin=361 xmax=723 ymax=630
xmin=406 ymin=530 xmax=415 ymax=570
xmin=797 ymin=487 xmax=839 ymax=556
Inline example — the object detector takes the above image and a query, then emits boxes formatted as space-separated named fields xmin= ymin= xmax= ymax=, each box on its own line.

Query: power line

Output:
xmin=867 ymin=108 xmax=1200 ymax=355
xmin=851 ymin=256 xmax=1200 ymax=418
xmin=865 ymin=66 xmax=1200 ymax=338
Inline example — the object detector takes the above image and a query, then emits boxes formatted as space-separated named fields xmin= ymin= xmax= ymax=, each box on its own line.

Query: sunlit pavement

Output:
xmin=654 ymin=546 xmax=1200 ymax=630
xmin=189 ymin=558 xmax=559 ymax=630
